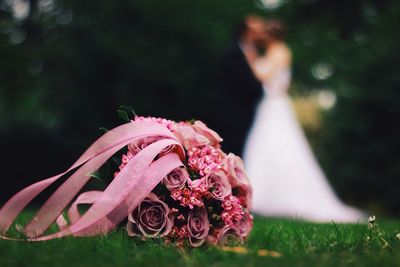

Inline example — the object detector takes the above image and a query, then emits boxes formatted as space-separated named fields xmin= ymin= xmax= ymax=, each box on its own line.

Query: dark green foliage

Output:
xmin=311 ymin=2 xmax=400 ymax=214
xmin=1 ymin=0 xmax=400 ymax=214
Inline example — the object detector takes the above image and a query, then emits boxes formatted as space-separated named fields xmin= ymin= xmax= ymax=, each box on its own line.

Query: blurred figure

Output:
xmin=218 ymin=15 xmax=265 ymax=156
xmin=243 ymin=20 xmax=364 ymax=222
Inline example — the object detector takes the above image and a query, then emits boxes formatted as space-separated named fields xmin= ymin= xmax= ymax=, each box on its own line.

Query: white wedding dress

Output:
xmin=243 ymin=60 xmax=364 ymax=223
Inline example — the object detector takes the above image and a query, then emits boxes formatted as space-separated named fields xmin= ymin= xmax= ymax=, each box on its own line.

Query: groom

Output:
xmin=218 ymin=15 xmax=266 ymax=156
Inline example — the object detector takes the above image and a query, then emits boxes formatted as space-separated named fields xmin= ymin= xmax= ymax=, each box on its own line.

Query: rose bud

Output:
xmin=162 ymin=167 xmax=189 ymax=191
xmin=126 ymin=193 xmax=174 ymax=238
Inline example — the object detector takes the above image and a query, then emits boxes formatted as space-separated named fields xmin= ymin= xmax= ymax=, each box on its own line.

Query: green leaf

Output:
xmin=118 ymin=105 xmax=137 ymax=118
xmin=110 ymin=155 xmax=121 ymax=167
xmin=117 ymin=109 xmax=130 ymax=122
xmin=99 ymin=127 xmax=109 ymax=134
xmin=87 ymin=171 xmax=104 ymax=182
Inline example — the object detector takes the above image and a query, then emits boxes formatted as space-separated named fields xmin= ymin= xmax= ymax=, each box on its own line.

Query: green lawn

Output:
xmin=1 ymin=216 xmax=400 ymax=267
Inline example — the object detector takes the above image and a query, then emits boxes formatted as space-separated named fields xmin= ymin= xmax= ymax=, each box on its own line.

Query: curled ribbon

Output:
xmin=0 ymin=120 xmax=185 ymax=241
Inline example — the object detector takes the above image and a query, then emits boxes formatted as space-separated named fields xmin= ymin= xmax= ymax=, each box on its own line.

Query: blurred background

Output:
xmin=0 ymin=0 xmax=399 ymax=216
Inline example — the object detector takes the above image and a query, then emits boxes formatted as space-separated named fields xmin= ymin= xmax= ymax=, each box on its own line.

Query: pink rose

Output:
xmin=223 ymin=153 xmax=251 ymax=187
xmin=187 ymin=207 xmax=210 ymax=247
xmin=232 ymin=185 xmax=253 ymax=209
xmin=171 ymin=122 xmax=209 ymax=149
xmin=207 ymin=226 xmax=244 ymax=246
xmin=126 ymin=193 xmax=173 ymax=238
xmin=234 ymin=211 xmax=253 ymax=238
xmin=163 ymin=167 xmax=189 ymax=191
xmin=223 ymin=153 xmax=252 ymax=209
xmin=191 ymin=121 xmax=223 ymax=147
xmin=171 ymin=121 xmax=223 ymax=150
xmin=128 ymin=136 xmax=173 ymax=156
xmin=205 ymin=171 xmax=232 ymax=200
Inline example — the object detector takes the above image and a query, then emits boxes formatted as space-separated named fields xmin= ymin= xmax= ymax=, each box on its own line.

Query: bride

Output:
xmin=243 ymin=21 xmax=364 ymax=223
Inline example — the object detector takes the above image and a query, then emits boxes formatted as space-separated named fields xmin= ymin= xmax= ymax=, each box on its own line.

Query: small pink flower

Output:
xmin=189 ymin=196 xmax=203 ymax=208
xmin=177 ymin=225 xmax=189 ymax=238
xmin=189 ymin=158 xmax=197 ymax=165
xmin=203 ymin=166 xmax=212 ymax=174
xmin=223 ymin=198 xmax=233 ymax=207
xmin=188 ymin=145 xmax=225 ymax=176
xmin=122 ymin=154 xmax=129 ymax=164
xmin=221 ymin=212 xmax=230 ymax=221
xmin=220 ymin=195 xmax=250 ymax=233
xmin=181 ymin=197 xmax=190 ymax=206
xmin=171 ymin=189 xmax=182 ymax=200
xmin=234 ymin=214 xmax=243 ymax=221
xmin=225 ymin=218 xmax=234 ymax=227
xmin=199 ymin=184 xmax=208 ymax=194
xmin=172 ymin=183 xmax=205 ymax=209
xmin=190 ymin=192 xmax=200 ymax=199
xmin=189 ymin=178 xmax=208 ymax=194
xmin=182 ymin=188 xmax=191 ymax=196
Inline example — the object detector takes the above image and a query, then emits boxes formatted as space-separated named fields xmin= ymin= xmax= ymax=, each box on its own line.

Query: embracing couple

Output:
xmin=219 ymin=15 xmax=364 ymax=222
xmin=219 ymin=15 xmax=290 ymax=158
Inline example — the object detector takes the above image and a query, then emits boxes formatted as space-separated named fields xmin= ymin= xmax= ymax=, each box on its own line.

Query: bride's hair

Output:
xmin=265 ymin=20 xmax=286 ymax=41
xmin=234 ymin=15 xmax=265 ymax=40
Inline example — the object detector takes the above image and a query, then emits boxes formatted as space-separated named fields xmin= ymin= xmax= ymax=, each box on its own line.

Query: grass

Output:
xmin=1 ymin=215 xmax=400 ymax=267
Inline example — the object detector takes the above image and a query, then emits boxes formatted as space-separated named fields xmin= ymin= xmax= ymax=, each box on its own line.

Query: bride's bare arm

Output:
xmin=250 ymin=44 xmax=291 ymax=82
xmin=251 ymin=58 xmax=275 ymax=81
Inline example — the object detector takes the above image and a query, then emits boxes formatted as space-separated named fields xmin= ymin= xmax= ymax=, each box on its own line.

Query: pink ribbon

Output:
xmin=0 ymin=120 xmax=185 ymax=241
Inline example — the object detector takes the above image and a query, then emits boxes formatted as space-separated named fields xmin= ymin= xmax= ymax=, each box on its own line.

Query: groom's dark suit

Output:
xmin=218 ymin=43 xmax=263 ymax=156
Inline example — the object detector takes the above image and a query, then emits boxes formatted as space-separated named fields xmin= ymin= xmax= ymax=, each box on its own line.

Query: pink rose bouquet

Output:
xmin=0 ymin=114 xmax=253 ymax=247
